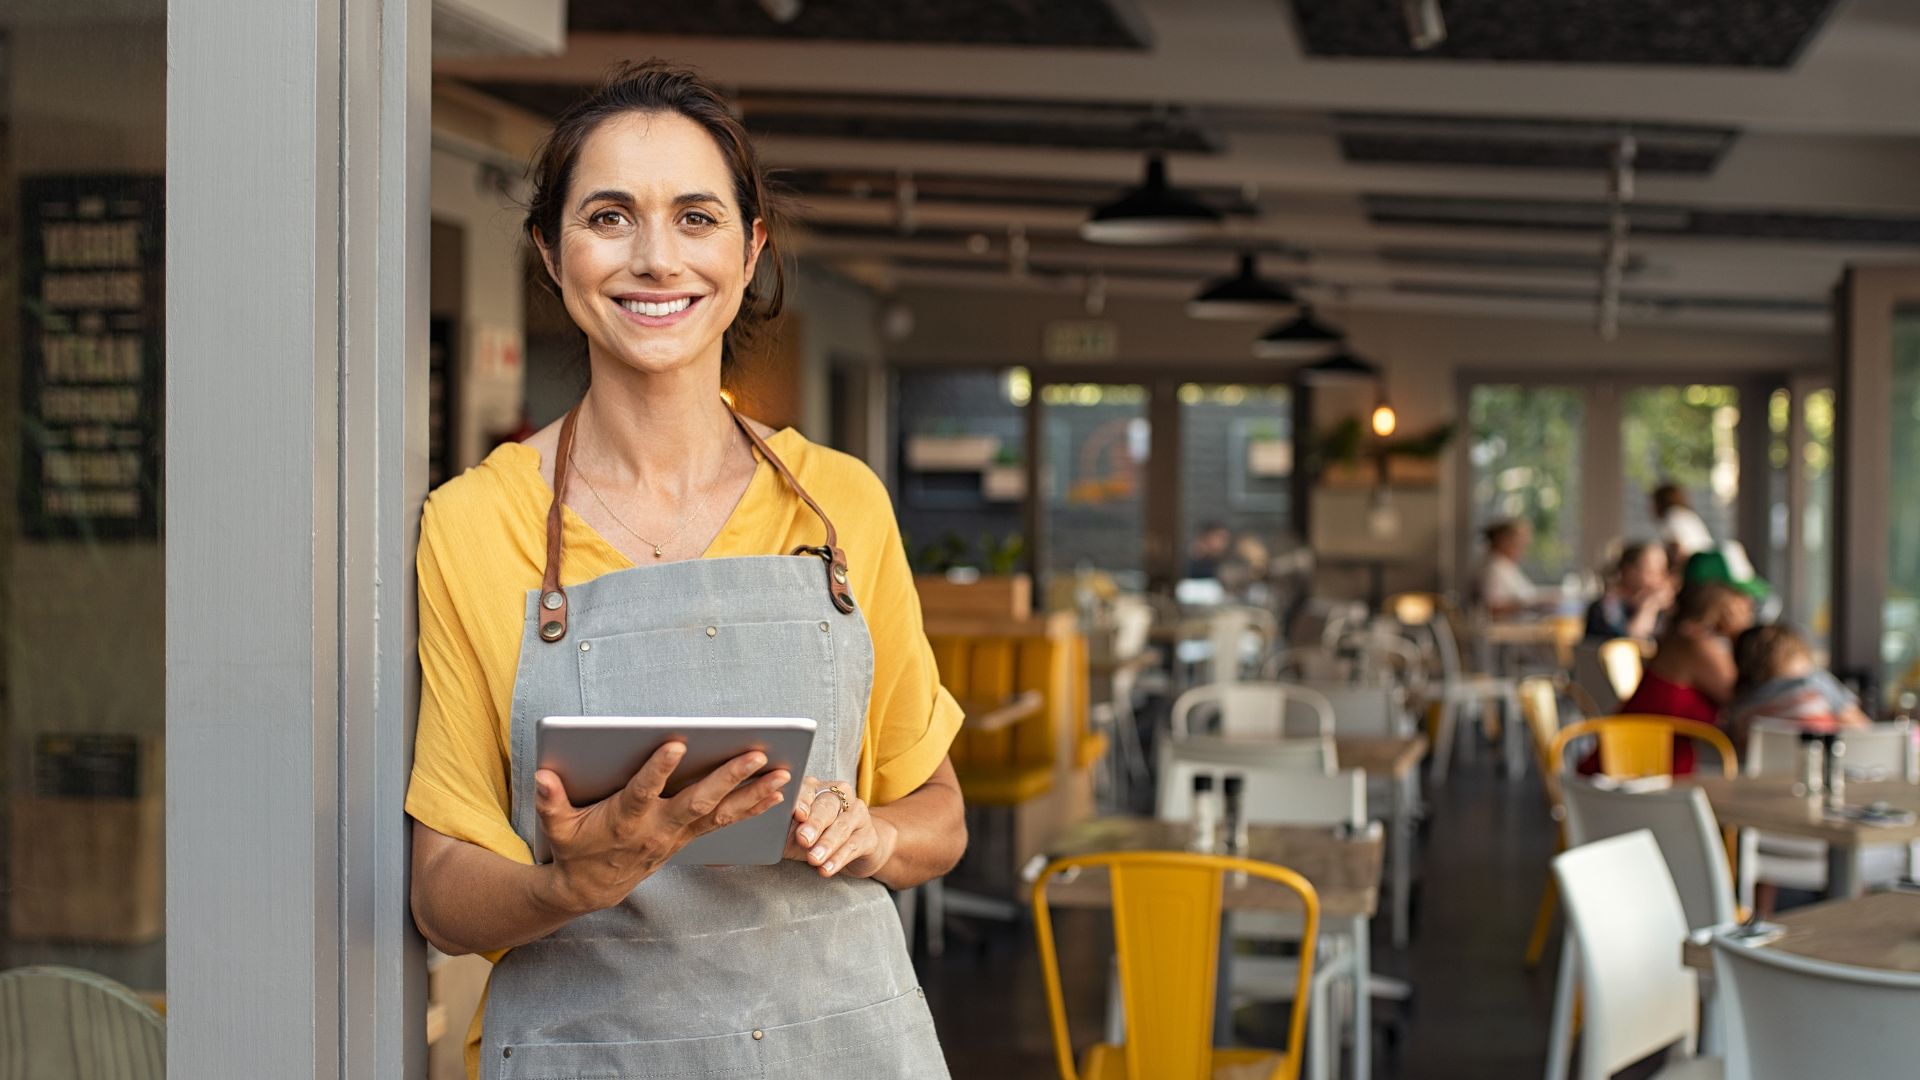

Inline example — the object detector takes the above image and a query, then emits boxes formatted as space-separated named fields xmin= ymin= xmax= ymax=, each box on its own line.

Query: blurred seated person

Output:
xmin=1472 ymin=519 xmax=1550 ymax=618
xmin=1185 ymin=521 xmax=1232 ymax=579
xmin=1653 ymin=482 xmax=1715 ymax=563
xmin=1682 ymin=542 xmax=1779 ymax=623
xmin=1725 ymin=623 xmax=1869 ymax=751
xmin=1216 ymin=532 xmax=1271 ymax=600
xmin=1612 ymin=581 xmax=1754 ymax=775
xmin=1584 ymin=541 xmax=1674 ymax=642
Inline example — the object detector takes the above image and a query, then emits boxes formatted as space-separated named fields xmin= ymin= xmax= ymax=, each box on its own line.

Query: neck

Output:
xmin=576 ymin=348 xmax=740 ymax=498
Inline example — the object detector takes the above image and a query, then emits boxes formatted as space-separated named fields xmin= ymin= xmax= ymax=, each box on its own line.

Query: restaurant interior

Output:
xmin=7 ymin=0 xmax=1920 ymax=1077
xmin=421 ymin=2 xmax=1920 ymax=1078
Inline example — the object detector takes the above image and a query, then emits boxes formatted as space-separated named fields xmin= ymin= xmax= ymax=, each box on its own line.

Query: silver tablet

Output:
xmin=532 ymin=715 xmax=815 ymax=867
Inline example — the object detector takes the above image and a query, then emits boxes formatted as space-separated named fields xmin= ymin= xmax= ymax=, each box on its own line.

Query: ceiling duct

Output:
xmin=432 ymin=0 xmax=565 ymax=58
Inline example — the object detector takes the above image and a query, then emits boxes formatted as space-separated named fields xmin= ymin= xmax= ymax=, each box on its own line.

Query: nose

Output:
xmin=626 ymin=215 xmax=685 ymax=281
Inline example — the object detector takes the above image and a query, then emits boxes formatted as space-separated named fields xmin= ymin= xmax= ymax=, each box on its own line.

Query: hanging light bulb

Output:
xmin=1187 ymin=253 xmax=1298 ymax=321
xmin=1371 ymin=401 xmax=1398 ymax=438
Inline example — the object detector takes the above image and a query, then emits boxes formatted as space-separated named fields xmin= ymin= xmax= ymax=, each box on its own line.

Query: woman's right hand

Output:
xmin=532 ymin=741 xmax=789 ymax=916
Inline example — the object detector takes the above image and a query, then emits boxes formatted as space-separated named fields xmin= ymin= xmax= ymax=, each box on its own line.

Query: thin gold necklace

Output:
xmin=569 ymin=421 xmax=740 ymax=559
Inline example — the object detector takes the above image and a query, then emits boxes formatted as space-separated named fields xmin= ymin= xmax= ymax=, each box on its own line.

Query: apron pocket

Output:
xmin=577 ymin=619 xmax=840 ymax=779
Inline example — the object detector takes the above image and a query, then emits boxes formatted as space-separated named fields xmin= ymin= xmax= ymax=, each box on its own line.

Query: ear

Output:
xmin=743 ymin=217 xmax=768 ymax=280
xmin=532 ymin=227 xmax=562 ymax=291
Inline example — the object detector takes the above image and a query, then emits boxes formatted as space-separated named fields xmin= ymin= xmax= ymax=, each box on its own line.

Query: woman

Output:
xmin=1472 ymin=519 xmax=1541 ymax=618
xmin=1652 ymin=482 xmax=1714 ymax=563
xmin=407 ymin=62 xmax=964 ymax=1079
xmin=1583 ymin=540 xmax=1674 ymax=642
xmin=1617 ymin=581 xmax=1753 ymax=774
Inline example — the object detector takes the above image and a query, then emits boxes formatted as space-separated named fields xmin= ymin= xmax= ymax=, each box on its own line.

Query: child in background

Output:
xmin=1726 ymin=623 xmax=1870 ymax=751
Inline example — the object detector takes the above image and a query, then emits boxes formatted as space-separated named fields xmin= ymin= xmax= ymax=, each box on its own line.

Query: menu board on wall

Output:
xmin=18 ymin=175 xmax=164 ymax=540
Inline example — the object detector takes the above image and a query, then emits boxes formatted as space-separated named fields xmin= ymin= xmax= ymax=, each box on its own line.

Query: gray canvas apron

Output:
xmin=479 ymin=406 xmax=950 ymax=1080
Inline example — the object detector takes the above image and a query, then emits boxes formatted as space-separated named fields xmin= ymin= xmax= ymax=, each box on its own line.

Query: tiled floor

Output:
xmin=919 ymin=745 xmax=1575 ymax=1078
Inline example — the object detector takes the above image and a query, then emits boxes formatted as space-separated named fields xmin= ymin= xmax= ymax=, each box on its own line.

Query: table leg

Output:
xmin=1350 ymin=915 xmax=1371 ymax=1080
xmin=1391 ymin=773 xmax=1412 ymax=949
xmin=1502 ymin=687 xmax=1527 ymax=781
xmin=1545 ymin=933 xmax=1575 ymax=1080
xmin=1826 ymin=842 xmax=1864 ymax=899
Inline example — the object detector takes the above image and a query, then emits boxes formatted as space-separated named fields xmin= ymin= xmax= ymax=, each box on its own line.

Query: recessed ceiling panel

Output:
xmin=1289 ymin=0 xmax=1837 ymax=68
xmin=565 ymin=0 xmax=1153 ymax=49
xmin=1366 ymin=194 xmax=1920 ymax=245
xmin=1335 ymin=113 xmax=1736 ymax=174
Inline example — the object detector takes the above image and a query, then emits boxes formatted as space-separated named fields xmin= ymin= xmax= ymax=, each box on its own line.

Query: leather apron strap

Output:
xmin=536 ymin=401 xmax=855 ymax=644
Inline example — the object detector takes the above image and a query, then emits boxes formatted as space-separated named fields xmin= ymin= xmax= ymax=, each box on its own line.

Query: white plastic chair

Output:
xmin=1154 ymin=760 xmax=1369 ymax=1080
xmin=1384 ymin=592 xmax=1521 ymax=783
xmin=1299 ymin=682 xmax=1411 ymax=739
xmin=0 ymin=965 xmax=165 ymax=1080
xmin=1551 ymin=830 xmax=1720 ymax=1080
xmin=1738 ymin=720 xmax=1916 ymax=907
xmin=1710 ymin=929 xmax=1920 ymax=1080
xmin=1557 ymin=781 xmax=1738 ymax=1066
xmin=1169 ymin=680 xmax=1335 ymax=741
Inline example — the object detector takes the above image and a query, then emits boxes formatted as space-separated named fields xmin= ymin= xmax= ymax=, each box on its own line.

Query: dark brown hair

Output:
xmin=1652 ymin=483 xmax=1688 ymax=514
xmin=522 ymin=59 xmax=787 ymax=365
xmin=1669 ymin=580 xmax=1741 ymax=631
xmin=1733 ymin=623 xmax=1811 ymax=694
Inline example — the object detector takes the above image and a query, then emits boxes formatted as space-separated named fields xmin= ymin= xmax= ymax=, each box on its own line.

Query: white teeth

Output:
xmin=619 ymin=297 xmax=692 ymax=317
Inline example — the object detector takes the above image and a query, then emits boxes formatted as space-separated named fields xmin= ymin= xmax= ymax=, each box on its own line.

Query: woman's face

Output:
xmin=540 ymin=110 xmax=765 ymax=378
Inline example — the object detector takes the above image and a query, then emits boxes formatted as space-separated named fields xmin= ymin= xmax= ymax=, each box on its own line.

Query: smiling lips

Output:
xmin=614 ymin=294 xmax=700 ymax=326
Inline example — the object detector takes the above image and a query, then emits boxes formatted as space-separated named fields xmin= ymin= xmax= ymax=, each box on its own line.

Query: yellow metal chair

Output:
xmin=1547 ymin=715 xmax=1737 ymax=780
xmin=1596 ymin=637 xmax=1646 ymax=703
xmin=1032 ymin=851 xmax=1319 ymax=1080
xmin=1516 ymin=676 xmax=1570 ymax=969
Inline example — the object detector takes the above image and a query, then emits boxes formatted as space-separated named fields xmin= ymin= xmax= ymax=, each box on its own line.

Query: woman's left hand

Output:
xmin=786 ymin=777 xmax=897 ymax=879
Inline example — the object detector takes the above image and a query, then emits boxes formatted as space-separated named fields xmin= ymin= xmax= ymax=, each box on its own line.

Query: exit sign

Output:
xmin=1043 ymin=320 xmax=1118 ymax=362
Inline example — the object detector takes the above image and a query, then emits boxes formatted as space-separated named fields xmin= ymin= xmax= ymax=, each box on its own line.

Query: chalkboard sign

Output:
xmin=18 ymin=175 xmax=164 ymax=540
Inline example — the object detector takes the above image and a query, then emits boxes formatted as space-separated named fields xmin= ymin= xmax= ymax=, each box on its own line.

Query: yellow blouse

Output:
xmin=406 ymin=426 xmax=961 ymax=860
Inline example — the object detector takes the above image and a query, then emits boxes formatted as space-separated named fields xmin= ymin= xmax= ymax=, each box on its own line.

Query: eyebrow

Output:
xmin=574 ymin=189 xmax=726 ymax=212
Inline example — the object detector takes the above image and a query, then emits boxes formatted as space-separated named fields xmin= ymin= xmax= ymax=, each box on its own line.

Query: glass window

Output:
xmin=1178 ymin=383 xmax=1291 ymax=578
xmin=1 ymin=4 xmax=168 ymax=1018
xmin=1620 ymin=384 xmax=1740 ymax=551
xmin=1468 ymin=385 xmax=1584 ymax=580
xmin=1801 ymin=388 xmax=1835 ymax=655
xmin=1885 ymin=306 xmax=1920 ymax=700
xmin=1040 ymin=382 xmax=1148 ymax=590
xmin=893 ymin=368 xmax=1027 ymax=576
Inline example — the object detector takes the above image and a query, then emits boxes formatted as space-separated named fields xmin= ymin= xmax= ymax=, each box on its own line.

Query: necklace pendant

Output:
xmin=653 ymin=546 xmax=664 ymax=558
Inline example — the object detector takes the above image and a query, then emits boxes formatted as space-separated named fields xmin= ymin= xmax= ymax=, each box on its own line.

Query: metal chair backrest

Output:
xmin=0 ymin=965 xmax=165 ymax=1080
xmin=1110 ymin=595 xmax=1156 ymax=659
xmin=1746 ymin=719 xmax=1914 ymax=781
xmin=1171 ymin=680 xmax=1335 ymax=741
xmin=1033 ymin=851 xmax=1319 ymax=1080
xmin=1710 ymin=929 xmax=1920 ymax=1080
xmin=1561 ymin=781 xmax=1736 ymax=931
xmin=1572 ymin=642 xmax=1622 ymax=715
xmin=1549 ymin=715 xmax=1738 ymax=780
xmin=1205 ymin=605 xmax=1277 ymax=684
xmin=1295 ymin=681 xmax=1408 ymax=738
xmin=1156 ymin=748 xmax=1365 ymax=827
xmin=1517 ymin=675 xmax=1568 ymax=808
xmin=1552 ymin=831 xmax=1702 ymax=1080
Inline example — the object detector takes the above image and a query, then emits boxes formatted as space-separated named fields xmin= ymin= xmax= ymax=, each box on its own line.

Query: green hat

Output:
xmin=1684 ymin=547 xmax=1772 ymax=600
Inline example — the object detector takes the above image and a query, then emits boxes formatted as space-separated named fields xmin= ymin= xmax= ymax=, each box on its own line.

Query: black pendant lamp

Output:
xmin=1253 ymin=306 xmax=1344 ymax=360
xmin=1187 ymin=253 xmax=1298 ymax=321
xmin=1295 ymin=351 xmax=1381 ymax=384
xmin=1081 ymin=153 xmax=1223 ymax=245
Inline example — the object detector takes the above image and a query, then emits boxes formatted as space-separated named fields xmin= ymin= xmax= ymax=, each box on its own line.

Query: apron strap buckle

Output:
xmin=794 ymin=545 xmax=857 ymax=614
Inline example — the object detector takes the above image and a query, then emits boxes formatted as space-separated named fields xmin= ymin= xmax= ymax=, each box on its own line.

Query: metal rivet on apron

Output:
xmin=706 ymin=626 xmax=718 ymax=638
xmin=539 ymin=621 xmax=564 ymax=642
xmin=819 ymin=621 xmax=830 ymax=632
xmin=833 ymin=565 xmax=848 ymax=585
xmin=541 ymin=591 xmax=563 ymax=611
xmin=752 ymin=1029 xmax=764 ymax=1041
xmin=502 ymin=1046 xmax=512 ymax=1058
xmin=579 ymin=641 xmax=591 ymax=652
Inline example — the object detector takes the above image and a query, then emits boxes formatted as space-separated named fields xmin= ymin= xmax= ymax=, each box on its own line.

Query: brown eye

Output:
xmin=682 ymin=210 xmax=717 ymax=228
xmin=590 ymin=209 xmax=630 ymax=228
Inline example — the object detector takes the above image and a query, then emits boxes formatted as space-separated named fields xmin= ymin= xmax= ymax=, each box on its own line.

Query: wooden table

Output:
xmin=955 ymin=690 xmax=1044 ymax=733
xmin=1037 ymin=816 xmax=1383 ymax=1080
xmin=1689 ymin=776 xmax=1920 ymax=897
xmin=1337 ymin=734 xmax=1428 ymax=948
xmin=1682 ymin=889 xmax=1920 ymax=973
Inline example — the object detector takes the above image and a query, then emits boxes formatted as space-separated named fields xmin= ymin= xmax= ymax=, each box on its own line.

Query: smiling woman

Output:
xmin=406 ymin=61 xmax=965 ymax=1080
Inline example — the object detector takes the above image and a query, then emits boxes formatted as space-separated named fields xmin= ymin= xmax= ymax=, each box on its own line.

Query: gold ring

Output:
xmin=816 ymin=784 xmax=851 ymax=814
